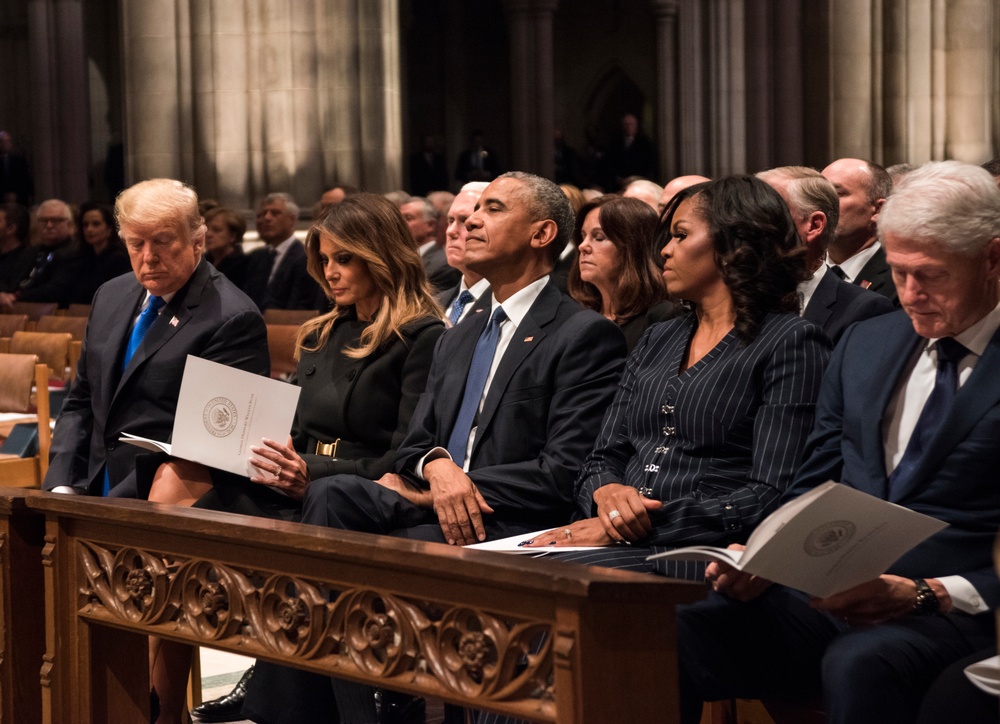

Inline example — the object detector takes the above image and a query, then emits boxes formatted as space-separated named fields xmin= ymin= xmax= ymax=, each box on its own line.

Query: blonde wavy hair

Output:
xmin=296 ymin=193 xmax=442 ymax=359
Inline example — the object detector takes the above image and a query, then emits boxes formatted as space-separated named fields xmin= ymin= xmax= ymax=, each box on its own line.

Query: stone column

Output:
xmin=943 ymin=0 xmax=994 ymax=161
xmin=532 ymin=0 xmax=558 ymax=180
xmin=503 ymin=0 xmax=534 ymax=173
xmin=120 ymin=0 xmax=182 ymax=183
xmin=829 ymin=0 xmax=875 ymax=160
xmin=28 ymin=0 xmax=89 ymax=201
xmin=650 ymin=0 xmax=679 ymax=180
xmin=677 ymin=0 xmax=706 ymax=174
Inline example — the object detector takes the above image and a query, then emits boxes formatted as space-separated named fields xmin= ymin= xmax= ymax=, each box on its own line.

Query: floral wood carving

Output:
xmin=75 ymin=540 xmax=555 ymax=711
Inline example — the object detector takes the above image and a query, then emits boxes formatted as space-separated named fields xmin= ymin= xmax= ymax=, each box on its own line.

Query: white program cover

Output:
xmin=121 ymin=355 xmax=301 ymax=478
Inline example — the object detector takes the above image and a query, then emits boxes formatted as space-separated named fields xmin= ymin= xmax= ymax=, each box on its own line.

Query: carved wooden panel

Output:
xmin=75 ymin=540 xmax=556 ymax=718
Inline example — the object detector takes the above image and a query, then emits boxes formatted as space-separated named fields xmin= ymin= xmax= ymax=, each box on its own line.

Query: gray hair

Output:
xmin=404 ymin=196 xmax=437 ymax=222
xmin=498 ymin=171 xmax=575 ymax=262
xmin=460 ymin=181 xmax=489 ymax=195
xmin=879 ymin=160 xmax=1000 ymax=255
xmin=260 ymin=192 xmax=299 ymax=218
xmin=758 ymin=166 xmax=839 ymax=249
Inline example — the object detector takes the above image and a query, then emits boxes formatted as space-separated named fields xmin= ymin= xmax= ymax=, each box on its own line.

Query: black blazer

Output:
xmin=852 ymin=245 xmax=899 ymax=307
xmin=395 ymin=283 xmax=627 ymax=528
xmin=294 ymin=314 xmax=445 ymax=480
xmin=44 ymin=260 xmax=269 ymax=495
xmin=789 ymin=311 xmax=1000 ymax=606
xmin=244 ymin=240 xmax=323 ymax=311
xmin=803 ymin=269 xmax=895 ymax=344
xmin=422 ymin=244 xmax=461 ymax=294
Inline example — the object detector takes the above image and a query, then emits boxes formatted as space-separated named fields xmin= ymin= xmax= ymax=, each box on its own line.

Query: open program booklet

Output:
xmin=120 ymin=355 xmax=300 ymax=479
xmin=648 ymin=481 xmax=948 ymax=598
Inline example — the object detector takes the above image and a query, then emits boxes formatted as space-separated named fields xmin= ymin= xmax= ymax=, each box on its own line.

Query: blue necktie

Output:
xmin=446 ymin=306 xmax=506 ymax=464
xmin=122 ymin=296 xmax=165 ymax=371
xmin=448 ymin=290 xmax=474 ymax=326
xmin=104 ymin=295 xmax=165 ymax=495
xmin=888 ymin=337 xmax=969 ymax=496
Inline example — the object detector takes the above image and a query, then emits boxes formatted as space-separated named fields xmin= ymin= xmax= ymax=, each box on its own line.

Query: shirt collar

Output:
xmin=487 ymin=275 xmax=549 ymax=330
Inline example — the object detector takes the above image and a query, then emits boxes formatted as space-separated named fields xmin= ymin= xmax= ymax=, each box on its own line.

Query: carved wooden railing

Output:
xmin=24 ymin=492 xmax=704 ymax=723
xmin=0 ymin=489 xmax=45 ymax=724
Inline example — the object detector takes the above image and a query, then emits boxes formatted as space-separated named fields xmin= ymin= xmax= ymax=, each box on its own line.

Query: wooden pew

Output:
xmin=0 ymin=488 xmax=45 ymax=724
xmin=25 ymin=494 xmax=704 ymax=724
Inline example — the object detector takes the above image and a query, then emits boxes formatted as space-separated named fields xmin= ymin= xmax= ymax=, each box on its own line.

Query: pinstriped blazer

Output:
xmin=575 ymin=311 xmax=831 ymax=578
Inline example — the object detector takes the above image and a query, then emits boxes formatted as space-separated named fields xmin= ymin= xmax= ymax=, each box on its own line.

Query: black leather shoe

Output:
xmin=191 ymin=666 xmax=254 ymax=723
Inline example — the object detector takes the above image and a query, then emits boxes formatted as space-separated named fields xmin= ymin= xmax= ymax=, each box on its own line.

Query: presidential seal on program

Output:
xmin=203 ymin=397 xmax=238 ymax=438
xmin=803 ymin=520 xmax=856 ymax=557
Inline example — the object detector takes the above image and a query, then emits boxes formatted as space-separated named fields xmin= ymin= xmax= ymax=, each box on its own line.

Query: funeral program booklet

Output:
xmin=647 ymin=481 xmax=948 ymax=598
xmin=120 ymin=355 xmax=301 ymax=478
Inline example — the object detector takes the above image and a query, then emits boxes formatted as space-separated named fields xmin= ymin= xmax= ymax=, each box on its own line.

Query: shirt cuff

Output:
xmin=415 ymin=447 xmax=451 ymax=480
xmin=938 ymin=575 xmax=990 ymax=614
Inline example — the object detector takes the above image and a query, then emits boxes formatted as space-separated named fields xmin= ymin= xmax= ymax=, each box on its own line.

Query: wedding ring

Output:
xmin=564 ymin=528 xmax=573 ymax=540
xmin=608 ymin=509 xmax=621 ymax=521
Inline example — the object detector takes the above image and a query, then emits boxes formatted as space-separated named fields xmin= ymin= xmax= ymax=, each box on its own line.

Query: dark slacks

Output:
xmin=916 ymin=648 xmax=999 ymax=724
xmin=677 ymin=585 xmax=995 ymax=724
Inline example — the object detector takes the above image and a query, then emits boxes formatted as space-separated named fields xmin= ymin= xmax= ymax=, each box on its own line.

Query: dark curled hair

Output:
xmin=657 ymin=175 xmax=807 ymax=344
xmin=568 ymin=195 xmax=667 ymax=322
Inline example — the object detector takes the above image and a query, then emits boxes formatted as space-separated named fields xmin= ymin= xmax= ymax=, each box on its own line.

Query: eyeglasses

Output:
xmin=38 ymin=217 xmax=70 ymax=226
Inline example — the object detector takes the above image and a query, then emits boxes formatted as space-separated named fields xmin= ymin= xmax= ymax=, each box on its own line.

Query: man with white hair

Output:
xmin=679 ymin=161 xmax=1000 ymax=724
xmin=758 ymin=166 xmax=893 ymax=343
xmin=437 ymin=181 xmax=491 ymax=325
xmin=0 ymin=198 xmax=83 ymax=309
xmin=44 ymin=178 xmax=269 ymax=498
xmin=623 ymin=178 xmax=664 ymax=211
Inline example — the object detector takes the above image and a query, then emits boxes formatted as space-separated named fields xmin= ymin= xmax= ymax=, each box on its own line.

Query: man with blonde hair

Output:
xmin=45 ymin=178 xmax=268 ymax=498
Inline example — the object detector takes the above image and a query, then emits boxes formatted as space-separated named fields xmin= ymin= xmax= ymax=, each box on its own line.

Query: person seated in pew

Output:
xmin=676 ymin=161 xmax=1000 ymax=724
xmin=241 ymin=172 xmax=628 ymax=724
xmin=520 ymin=176 xmax=831 ymax=579
xmin=567 ymin=194 xmax=682 ymax=351
xmin=43 ymin=179 xmax=269 ymax=499
xmin=149 ymin=193 xmax=445 ymax=724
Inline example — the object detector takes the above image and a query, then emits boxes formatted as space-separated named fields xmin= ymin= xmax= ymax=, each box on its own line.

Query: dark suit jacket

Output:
xmin=394 ymin=283 xmax=627 ymax=529
xmin=294 ymin=314 xmax=445 ymax=480
xmin=803 ymin=269 xmax=895 ymax=344
xmin=789 ymin=311 xmax=1000 ymax=606
xmin=44 ymin=260 xmax=269 ymax=495
xmin=421 ymin=244 xmax=461 ymax=294
xmin=18 ymin=239 xmax=84 ymax=307
xmin=852 ymin=245 xmax=899 ymax=307
xmin=243 ymin=240 xmax=323 ymax=311
xmin=436 ymin=282 xmax=491 ymax=323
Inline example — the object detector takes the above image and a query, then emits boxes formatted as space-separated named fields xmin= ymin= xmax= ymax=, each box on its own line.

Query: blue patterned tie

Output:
xmin=888 ymin=337 xmax=969 ymax=496
xmin=122 ymin=296 xmax=165 ymax=372
xmin=446 ymin=306 xmax=506 ymax=464
xmin=448 ymin=290 xmax=474 ymax=326
xmin=105 ymin=295 xmax=165 ymax=495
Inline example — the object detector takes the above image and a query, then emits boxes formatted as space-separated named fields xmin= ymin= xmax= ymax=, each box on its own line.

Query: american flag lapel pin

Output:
xmin=523 ymin=336 xmax=534 ymax=342
xmin=859 ymin=280 xmax=872 ymax=289
xmin=169 ymin=316 xmax=179 ymax=327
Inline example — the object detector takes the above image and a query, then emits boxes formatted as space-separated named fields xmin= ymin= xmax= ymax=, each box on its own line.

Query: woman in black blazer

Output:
xmin=148 ymin=193 xmax=444 ymax=512
xmin=145 ymin=194 xmax=443 ymax=723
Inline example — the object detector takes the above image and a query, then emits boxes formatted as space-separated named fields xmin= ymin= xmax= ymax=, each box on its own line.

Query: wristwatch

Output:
xmin=912 ymin=578 xmax=940 ymax=615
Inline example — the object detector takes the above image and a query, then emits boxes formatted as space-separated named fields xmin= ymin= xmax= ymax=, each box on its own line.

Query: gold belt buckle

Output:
xmin=315 ymin=438 xmax=340 ymax=458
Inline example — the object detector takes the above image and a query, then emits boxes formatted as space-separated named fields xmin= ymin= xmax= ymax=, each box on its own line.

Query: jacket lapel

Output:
xmin=891 ymin=326 xmax=1000 ymax=502
xmin=113 ymin=261 xmax=208 ymax=399
xmin=803 ymin=271 xmax=836 ymax=329
xmin=439 ymin=306 xmax=490 ymax=441
xmin=471 ymin=284 xmax=558 ymax=455
xmin=102 ymin=284 xmax=146 ymax=408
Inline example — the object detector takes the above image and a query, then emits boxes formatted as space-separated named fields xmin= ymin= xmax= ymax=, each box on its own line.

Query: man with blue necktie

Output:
xmin=44 ymin=178 xmax=268 ymax=498
xmin=678 ymin=161 xmax=1000 ymax=724
xmin=436 ymin=181 xmax=491 ymax=326
xmin=241 ymin=171 xmax=627 ymax=724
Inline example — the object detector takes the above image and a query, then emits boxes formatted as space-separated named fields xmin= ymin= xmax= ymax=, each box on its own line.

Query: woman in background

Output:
xmin=568 ymin=194 xmax=680 ymax=350
xmin=203 ymin=206 xmax=249 ymax=290
xmin=73 ymin=201 xmax=130 ymax=304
